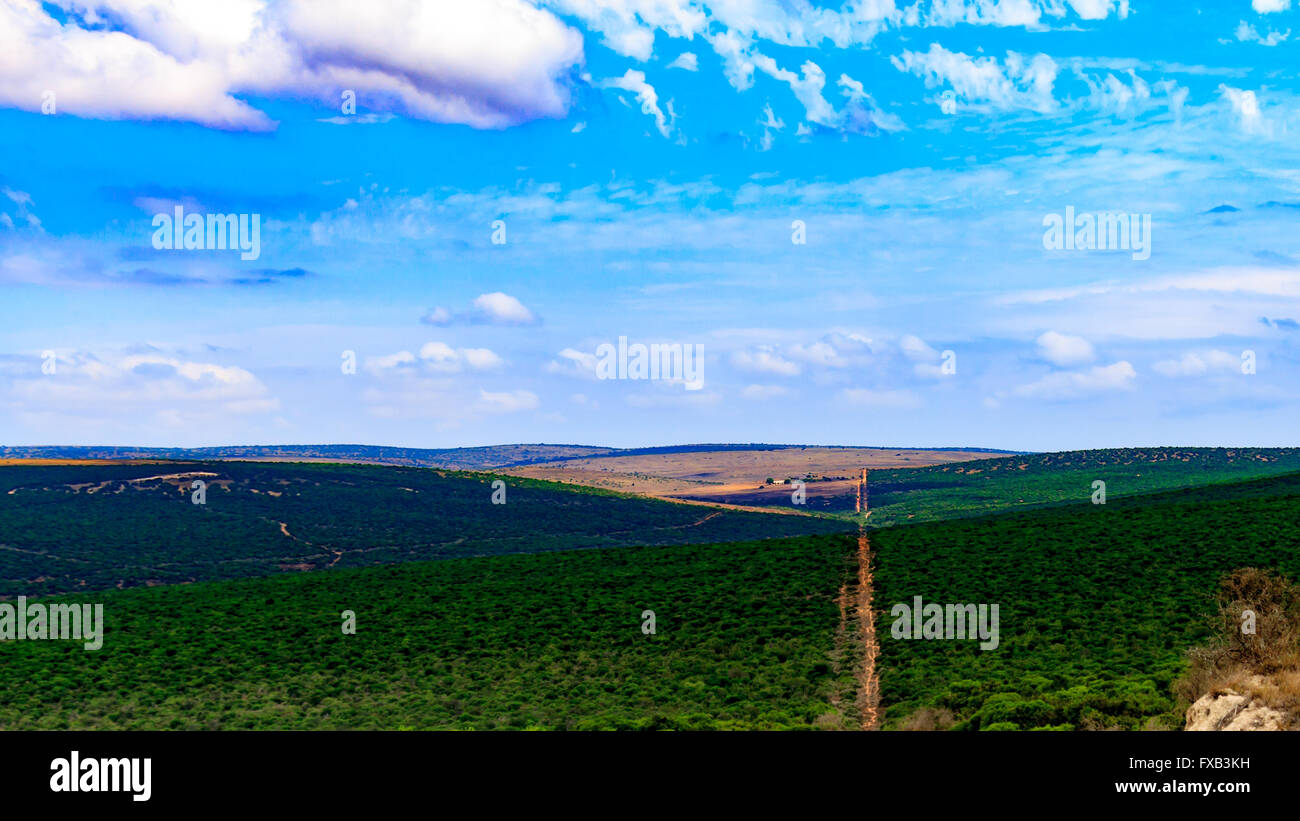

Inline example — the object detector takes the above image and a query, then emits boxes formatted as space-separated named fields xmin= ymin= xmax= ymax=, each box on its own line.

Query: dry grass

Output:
xmin=898 ymin=707 xmax=956 ymax=731
xmin=502 ymin=447 xmax=992 ymax=501
xmin=1177 ymin=568 xmax=1300 ymax=726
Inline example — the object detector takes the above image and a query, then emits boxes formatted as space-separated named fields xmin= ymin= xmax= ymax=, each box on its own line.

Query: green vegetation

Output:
xmin=871 ymin=470 xmax=1300 ymax=730
xmin=0 ymin=461 xmax=849 ymax=597
xmin=7 ymin=450 xmax=1300 ymax=732
xmin=863 ymin=447 xmax=1300 ymax=528
xmin=0 ymin=534 xmax=857 ymax=730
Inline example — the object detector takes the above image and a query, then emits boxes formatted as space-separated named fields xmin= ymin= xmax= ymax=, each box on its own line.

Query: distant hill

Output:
xmin=0 ymin=442 xmax=1022 ymax=470
xmin=0 ymin=444 xmax=617 ymax=470
xmin=0 ymin=460 xmax=850 ymax=597
xmin=864 ymin=446 xmax=1300 ymax=528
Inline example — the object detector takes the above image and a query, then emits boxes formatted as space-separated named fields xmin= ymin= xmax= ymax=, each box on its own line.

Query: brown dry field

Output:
xmin=501 ymin=446 xmax=998 ymax=505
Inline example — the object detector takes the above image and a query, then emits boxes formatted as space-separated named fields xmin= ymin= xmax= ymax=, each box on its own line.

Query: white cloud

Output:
xmin=1079 ymin=70 xmax=1151 ymax=114
xmin=0 ymin=186 xmax=40 ymax=230
xmin=1035 ymin=331 xmax=1095 ymax=366
xmin=1234 ymin=20 xmax=1290 ymax=45
xmin=1000 ymin=268 xmax=1300 ymax=307
xmin=421 ymin=293 xmax=540 ymax=326
xmin=367 ymin=342 xmax=504 ymax=374
xmin=546 ymin=347 xmax=599 ymax=378
xmin=732 ymin=348 xmax=800 ymax=376
xmin=420 ymin=306 xmax=453 ymax=326
xmin=737 ymin=54 xmax=901 ymax=136
xmin=460 ymin=347 xmax=506 ymax=370
xmin=753 ymin=56 xmax=836 ymax=127
xmin=601 ymin=69 xmax=676 ymax=138
xmin=758 ymin=103 xmax=784 ymax=150
xmin=1253 ymin=0 xmax=1291 ymax=13
xmin=1063 ymin=0 xmax=1129 ymax=20
xmin=366 ymin=351 xmax=417 ymax=371
xmin=0 ymin=0 xmax=585 ymax=130
xmin=925 ymin=0 xmax=1044 ymax=28
xmin=4 ymin=349 xmax=275 ymax=417
xmin=1152 ymin=350 xmax=1241 ymax=377
xmin=470 ymin=292 xmax=539 ymax=325
xmin=475 ymin=388 xmax=538 ymax=413
xmin=1220 ymin=85 xmax=1268 ymax=134
xmin=899 ymin=334 xmax=939 ymax=361
xmin=892 ymin=44 xmax=1058 ymax=114
xmin=1013 ymin=361 xmax=1137 ymax=399
xmin=667 ymin=51 xmax=698 ymax=71
xmin=787 ymin=341 xmax=848 ymax=367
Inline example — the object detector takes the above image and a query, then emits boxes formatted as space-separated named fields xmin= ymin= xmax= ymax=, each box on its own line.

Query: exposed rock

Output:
xmin=1185 ymin=688 xmax=1286 ymax=731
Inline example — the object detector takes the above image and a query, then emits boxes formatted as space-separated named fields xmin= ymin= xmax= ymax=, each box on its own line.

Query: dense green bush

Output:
xmin=0 ymin=534 xmax=857 ymax=730
xmin=872 ymin=471 xmax=1300 ymax=729
xmin=0 ymin=461 xmax=849 ymax=596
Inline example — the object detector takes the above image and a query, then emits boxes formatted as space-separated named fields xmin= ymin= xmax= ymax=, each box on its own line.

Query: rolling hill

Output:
xmin=0 ymin=460 xmax=850 ymax=597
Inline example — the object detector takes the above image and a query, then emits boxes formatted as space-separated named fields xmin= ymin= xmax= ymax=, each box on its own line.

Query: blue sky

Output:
xmin=2 ymin=0 xmax=1300 ymax=451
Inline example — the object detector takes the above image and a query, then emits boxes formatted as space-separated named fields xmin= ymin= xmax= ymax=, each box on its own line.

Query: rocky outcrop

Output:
xmin=1185 ymin=686 xmax=1287 ymax=731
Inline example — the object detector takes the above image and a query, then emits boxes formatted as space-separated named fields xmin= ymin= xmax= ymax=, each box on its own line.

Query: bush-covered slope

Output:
xmin=0 ymin=534 xmax=857 ymax=730
xmin=0 ymin=461 xmax=850 ymax=596
xmin=871 ymin=470 xmax=1300 ymax=730
xmin=863 ymin=447 xmax=1300 ymax=528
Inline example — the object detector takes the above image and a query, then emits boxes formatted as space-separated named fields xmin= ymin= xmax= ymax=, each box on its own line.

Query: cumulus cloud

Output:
xmin=1035 ymin=331 xmax=1095 ymax=366
xmin=1152 ymin=350 xmax=1242 ymax=377
xmin=1253 ymin=0 xmax=1291 ymax=13
xmin=1013 ymin=361 xmax=1137 ymax=399
xmin=732 ymin=348 xmax=800 ymax=376
xmin=471 ymin=292 xmax=538 ymax=325
xmin=3 ymin=348 xmax=276 ymax=417
xmin=1062 ymin=0 xmax=1130 ymax=20
xmin=366 ymin=342 xmax=504 ymax=374
xmin=420 ymin=306 xmax=453 ymax=326
xmin=0 ymin=0 xmax=585 ymax=130
xmin=1220 ymin=85 xmax=1268 ymax=134
xmin=667 ymin=51 xmax=698 ymax=71
xmin=422 ymin=292 xmax=539 ymax=326
xmin=1234 ymin=20 xmax=1290 ymax=45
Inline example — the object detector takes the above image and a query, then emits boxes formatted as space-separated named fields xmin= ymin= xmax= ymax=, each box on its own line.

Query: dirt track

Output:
xmin=856 ymin=529 xmax=880 ymax=730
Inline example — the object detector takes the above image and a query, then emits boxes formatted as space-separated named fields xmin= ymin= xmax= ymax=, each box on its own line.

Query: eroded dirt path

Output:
xmin=272 ymin=519 xmax=345 ymax=568
xmin=856 ymin=529 xmax=881 ymax=730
